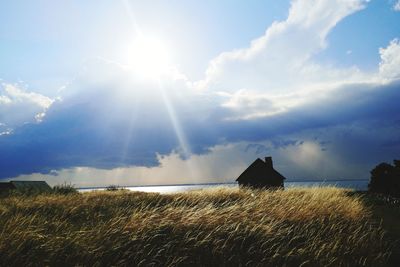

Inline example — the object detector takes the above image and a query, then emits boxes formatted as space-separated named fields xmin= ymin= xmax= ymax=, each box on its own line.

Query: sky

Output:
xmin=1 ymin=0 xmax=400 ymax=187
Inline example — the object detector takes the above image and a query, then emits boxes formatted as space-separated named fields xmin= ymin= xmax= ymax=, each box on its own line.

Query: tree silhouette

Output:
xmin=368 ymin=160 xmax=400 ymax=197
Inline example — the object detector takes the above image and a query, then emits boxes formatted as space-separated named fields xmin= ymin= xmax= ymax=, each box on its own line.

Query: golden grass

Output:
xmin=0 ymin=186 xmax=392 ymax=266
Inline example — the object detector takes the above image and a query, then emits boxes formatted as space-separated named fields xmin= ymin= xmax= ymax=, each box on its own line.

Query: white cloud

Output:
xmin=0 ymin=128 xmax=12 ymax=136
xmin=394 ymin=1 xmax=400 ymax=11
xmin=379 ymin=38 xmax=400 ymax=81
xmin=200 ymin=0 xmax=400 ymax=121
xmin=0 ymin=83 xmax=53 ymax=129
xmin=198 ymin=0 xmax=367 ymax=95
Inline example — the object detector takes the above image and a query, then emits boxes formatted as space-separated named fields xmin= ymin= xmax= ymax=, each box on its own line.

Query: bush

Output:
xmin=105 ymin=185 xmax=120 ymax=191
xmin=368 ymin=160 xmax=400 ymax=197
xmin=53 ymin=183 xmax=78 ymax=195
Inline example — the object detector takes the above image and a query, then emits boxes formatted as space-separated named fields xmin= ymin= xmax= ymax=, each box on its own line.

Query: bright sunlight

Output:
xmin=129 ymin=36 xmax=172 ymax=79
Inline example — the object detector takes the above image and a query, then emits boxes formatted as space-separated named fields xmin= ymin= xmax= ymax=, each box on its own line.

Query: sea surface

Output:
xmin=79 ymin=179 xmax=369 ymax=194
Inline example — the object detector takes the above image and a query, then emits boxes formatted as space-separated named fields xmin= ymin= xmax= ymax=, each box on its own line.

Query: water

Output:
xmin=79 ymin=179 xmax=369 ymax=194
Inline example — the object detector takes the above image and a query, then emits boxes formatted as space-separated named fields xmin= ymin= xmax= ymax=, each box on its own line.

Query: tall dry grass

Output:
xmin=0 ymin=186 xmax=392 ymax=266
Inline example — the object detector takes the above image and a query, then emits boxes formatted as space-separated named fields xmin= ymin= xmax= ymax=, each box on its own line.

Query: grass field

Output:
xmin=0 ymin=186 xmax=397 ymax=266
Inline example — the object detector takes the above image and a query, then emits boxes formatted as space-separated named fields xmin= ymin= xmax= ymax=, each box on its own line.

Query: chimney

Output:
xmin=265 ymin=157 xmax=273 ymax=168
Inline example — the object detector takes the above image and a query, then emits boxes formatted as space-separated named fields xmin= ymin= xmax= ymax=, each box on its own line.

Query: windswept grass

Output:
xmin=52 ymin=183 xmax=79 ymax=195
xmin=0 ymin=187 xmax=394 ymax=266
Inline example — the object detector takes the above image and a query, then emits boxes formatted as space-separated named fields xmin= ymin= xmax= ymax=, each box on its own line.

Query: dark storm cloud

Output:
xmin=1 ymin=72 xmax=399 ymax=179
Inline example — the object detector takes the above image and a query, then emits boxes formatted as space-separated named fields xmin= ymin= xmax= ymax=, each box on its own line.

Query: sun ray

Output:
xmin=157 ymin=79 xmax=200 ymax=181
xmin=119 ymin=1 xmax=198 ymax=183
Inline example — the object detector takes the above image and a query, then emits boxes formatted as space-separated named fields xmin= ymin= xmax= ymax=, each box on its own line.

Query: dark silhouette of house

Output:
xmin=236 ymin=157 xmax=285 ymax=189
xmin=0 ymin=181 xmax=52 ymax=194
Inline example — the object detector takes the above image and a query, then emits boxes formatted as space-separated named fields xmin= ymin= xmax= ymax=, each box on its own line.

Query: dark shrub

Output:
xmin=368 ymin=160 xmax=400 ymax=197
xmin=106 ymin=185 xmax=126 ymax=191
xmin=106 ymin=185 xmax=119 ymax=191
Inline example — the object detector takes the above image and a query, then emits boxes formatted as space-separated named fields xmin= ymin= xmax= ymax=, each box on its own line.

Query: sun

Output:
xmin=130 ymin=36 xmax=172 ymax=79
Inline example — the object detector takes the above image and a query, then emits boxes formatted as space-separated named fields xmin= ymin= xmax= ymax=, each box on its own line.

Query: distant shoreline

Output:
xmin=77 ymin=178 xmax=369 ymax=190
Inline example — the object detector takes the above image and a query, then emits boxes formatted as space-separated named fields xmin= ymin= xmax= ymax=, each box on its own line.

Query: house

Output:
xmin=236 ymin=157 xmax=285 ymax=189
xmin=0 ymin=181 xmax=52 ymax=194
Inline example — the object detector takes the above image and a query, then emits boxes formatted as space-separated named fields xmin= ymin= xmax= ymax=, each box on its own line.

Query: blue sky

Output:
xmin=1 ymin=0 xmax=400 ymax=186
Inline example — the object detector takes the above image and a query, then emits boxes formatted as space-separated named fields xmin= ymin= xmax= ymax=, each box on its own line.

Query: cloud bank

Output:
xmin=1 ymin=0 xmax=400 ymax=186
